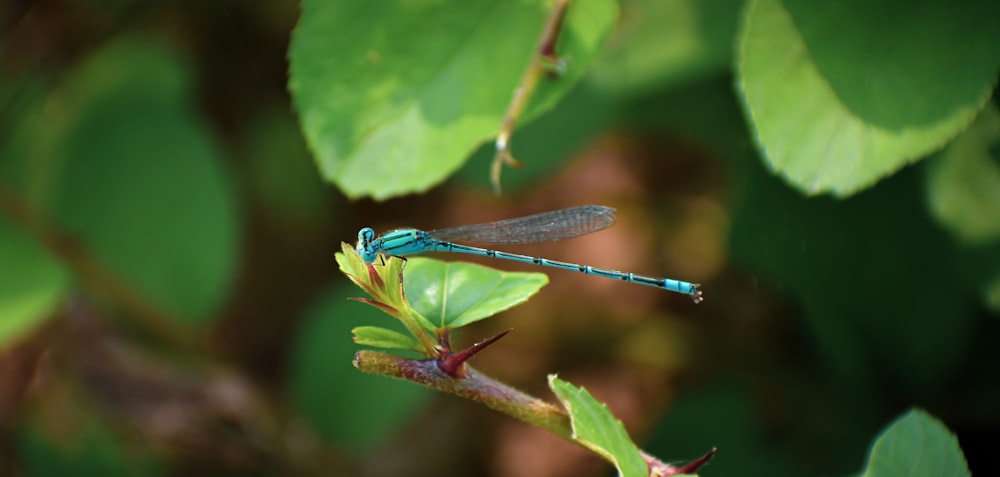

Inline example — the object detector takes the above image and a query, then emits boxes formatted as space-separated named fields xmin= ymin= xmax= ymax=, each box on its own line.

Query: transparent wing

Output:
xmin=426 ymin=205 xmax=616 ymax=245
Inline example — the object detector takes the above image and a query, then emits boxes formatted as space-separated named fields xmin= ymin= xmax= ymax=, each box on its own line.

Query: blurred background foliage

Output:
xmin=1 ymin=0 xmax=998 ymax=476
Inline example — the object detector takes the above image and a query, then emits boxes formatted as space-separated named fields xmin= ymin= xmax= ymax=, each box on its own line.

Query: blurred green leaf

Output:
xmin=590 ymin=0 xmax=744 ymax=96
xmin=646 ymin=378 xmax=817 ymax=477
xmin=0 ymin=215 xmax=67 ymax=351
xmin=17 ymin=416 xmax=164 ymax=477
xmin=244 ymin=105 xmax=329 ymax=220
xmin=729 ymin=154 xmax=975 ymax=391
xmin=737 ymin=0 xmax=1000 ymax=197
xmin=926 ymin=105 xmax=1000 ymax=245
xmin=860 ymin=409 xmax=969 ymax=477
xmin=951 ymin=242 xmax=1000 ymax=314
xmin=0 ymin=75 xmax=58 ymax=195
xmin=289 ymin=285 xmax=430 ymax=451
xmin=352 ymin=325 xmax=421 ymax=351
xmin=548 ymin=375 xmax=647 ymax=477
xmin=26 ymin=36 xmax=240 ymax=325
xmin=403 ymin=257 xmax=548 ymax=330
xmin=619 ymin=74 xmax=753 ymax=165
xmin=288 ymin=0 xmax=617 ymax=200
xmin=985 ymin=274 xmax=1000 ymax=312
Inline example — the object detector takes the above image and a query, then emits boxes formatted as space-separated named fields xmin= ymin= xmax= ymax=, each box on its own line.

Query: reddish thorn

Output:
xmin=437 ymin=328 xmax=513 ymax=378
xmin=675 ymin=448 xmax=717 ymax=475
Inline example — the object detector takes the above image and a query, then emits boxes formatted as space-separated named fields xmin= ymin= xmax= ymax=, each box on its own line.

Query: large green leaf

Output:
xmin=590 ymin=0 xmax=744 ymax=96
xmin=548 ymin=375 xmax=648 ymax=477
xmin=289 ymin=285 xmax=430 ymax=451
xmin=926 ymin=105 xmax=1000 ymax=246
xmin=35 ymin=36 xmax=240 ymax=325
xmin=738 ymin=0 xmax=1000 ymax=197
xmin=0 ymin=215 xmax=67 ymax=351
xmin=288 ymin=0 xmax=618 ymax=199
xmin=860 ymin=409 xmax=969 ymax=477
xmin=403 ymin=257 xmax=548 ymax=330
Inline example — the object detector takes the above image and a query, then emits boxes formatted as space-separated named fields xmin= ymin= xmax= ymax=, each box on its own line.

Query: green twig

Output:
xmin=354 ymin=350 xmax=571 ymax=437
xmin=491 ymin=0 xmax=571 ymax=195
xmin=354 ymin=350 xmax=716 ymax=476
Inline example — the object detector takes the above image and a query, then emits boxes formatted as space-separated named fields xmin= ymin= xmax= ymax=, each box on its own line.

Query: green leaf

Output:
xmin=352 ymin=325 xmax=421 ymax=351
xmin=0 ymin=74 xmax=57 ymax=194
xmin=335 ymin=244 xmax=414 ymax=318
xmin=985 ymin=273 xmax=1000 ymax=313
xmin=335 ymin=243 xmax=405 ymax=302
xmin=860 ymin=409 xmax=969 ymax=477
xmin=729 ymin=152 xmax=975 ymax=390
xmin=620 ymin=75 xmax=752 ymax=163
xmin=335 ymin=245 xmax=439 ymax=351
xmin=926 ymin=105 xmax=1000 ymax=245
xmin=646 ymin=378 xmax=804 ymax=476
xmin=403 ymin=257 xmax=548 ymax=330
xmin=289 ymin=285 xmax=430 ymax=451
xmin=17 ymin=414 xmax=164 ymax=477
xmin=548 ymin=375 xmax=648 ymax=477
xmin=0 ymin=215 xmax=67 ymax=351
xmin=288 ymin=0 xmax=617 ymax=200
xmin=243 ymin=105 xmax=329 ymax=220
xmin=737 ymin=0 xmax=1000 ymax=197
xmin=27 ymin=35 xmax=239 ymax=325
xmin=590 ymin=0 xmax=744 ymax=96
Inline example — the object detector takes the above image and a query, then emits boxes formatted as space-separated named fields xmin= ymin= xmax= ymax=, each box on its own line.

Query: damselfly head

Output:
xmin=356 ymin=227 xmax=378 ymax=263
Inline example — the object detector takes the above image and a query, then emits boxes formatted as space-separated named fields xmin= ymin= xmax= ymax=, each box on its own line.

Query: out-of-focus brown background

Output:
xmin=2 ymin=0 xmax=998 ymax=476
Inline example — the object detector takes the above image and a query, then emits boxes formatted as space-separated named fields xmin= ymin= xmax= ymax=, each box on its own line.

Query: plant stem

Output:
xmin=490 ymin=0 xmax=570 ymax=194
xmin=400 ymin=307 xmax=441 ymax=356
xmin=354 ymin=350 xmax=571 ymax=438
xmin=354 ymin=349 xmax=717 ymax=476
